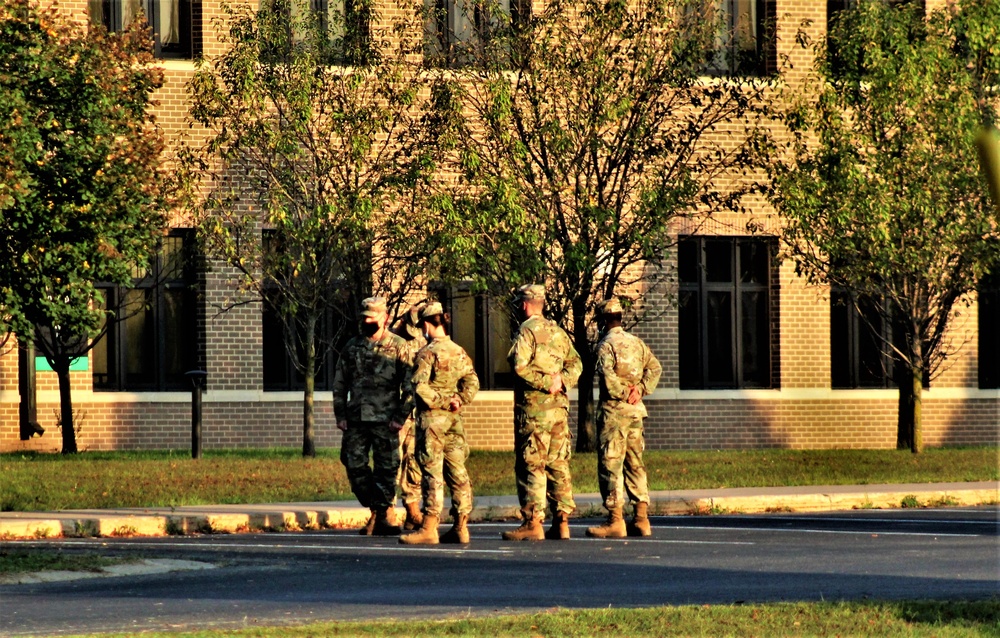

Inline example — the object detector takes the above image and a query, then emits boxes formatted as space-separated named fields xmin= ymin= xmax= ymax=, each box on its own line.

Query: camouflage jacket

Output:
xmin=508 ymin=314 xmax=582 ymax=411
xmin=596 ymin=326 xmax=662 ymax=418
xmin=412 ymin=335 xmax=479 ymax=413
xmin=333 ymin=331 xmax=413 ymax=424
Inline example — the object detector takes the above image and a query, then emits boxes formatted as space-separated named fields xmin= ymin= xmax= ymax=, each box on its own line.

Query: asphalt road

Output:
xmin=2 ymin=507 xmax=997 ymax=636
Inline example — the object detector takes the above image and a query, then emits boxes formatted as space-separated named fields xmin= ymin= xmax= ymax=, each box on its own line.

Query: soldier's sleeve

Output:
xmin=511 ymin=326 xmax=552 ymax=391
xmin=561 ymin=333 xmax=583 ymax=390
xmin=597 ymin=339 xmax=628 ymax=401
xmin=641 ymin=341 xmax=662 ymax=396
xmin=457 ymin=351 xmax=479 ymax=406
xmin=332 ymin=342 xmax=351 ymax=421
xmin=394 ymin=344 xmax=415 ymax=423
xmin=413 ymin=349 xmax=447 ymax=410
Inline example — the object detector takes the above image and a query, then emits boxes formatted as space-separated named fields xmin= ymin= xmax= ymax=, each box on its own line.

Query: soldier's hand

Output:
xmin=337 ymin=420 xmax=348 ymax=432
xmin=627 ymin=385 xmax=642 ymax=405
xmin=389 ymin=420 xmax=404 ymax=432
xmin=448 ymin=396 xmax=463 ymax=412
xmin=548 ymin=374 xmax=563 ymax=395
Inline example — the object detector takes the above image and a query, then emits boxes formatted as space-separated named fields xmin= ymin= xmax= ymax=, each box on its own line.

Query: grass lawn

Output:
xmin=0 ymin=547 xmax=135 ymax=574
xmin=1 ymin=447 xmax=996 ymax=511
xmin=59 ymin=600 xmax=1000 ymax=637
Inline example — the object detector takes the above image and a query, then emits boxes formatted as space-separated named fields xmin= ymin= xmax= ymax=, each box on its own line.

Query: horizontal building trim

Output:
xmin=3 ymin=387 xmax=997 ymax=405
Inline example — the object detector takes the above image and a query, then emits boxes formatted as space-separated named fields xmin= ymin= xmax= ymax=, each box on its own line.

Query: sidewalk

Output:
xmin=1 ymin=481 xmax=995 ymax=540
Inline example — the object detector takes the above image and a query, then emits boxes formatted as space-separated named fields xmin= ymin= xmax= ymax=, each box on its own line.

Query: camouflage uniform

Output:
xmin=333 ymin=310 xmax=413 ymax=513
xmin=509 ymin=287 xmax=582 ymax=523
xmin=595 ymin=324 xmax=661 ymax=512
xmin=411 ymin=324 xmax=479 ymax=519
xmin=392 ymin=305 xmax=427 ymax=509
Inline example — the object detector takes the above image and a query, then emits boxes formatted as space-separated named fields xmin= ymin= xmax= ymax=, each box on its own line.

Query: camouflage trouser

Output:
xmin=416 ymin=410 xmax=473 ymax=518
xmin=513 ymin=404 xmax=576 ymax=521
xmin=397 ymin=418 xmax=422 ymax=505
xmin=596 ymin=407 xmax=649 ymax=511
xmin=340 ymin=421 xmax=400 ymax=511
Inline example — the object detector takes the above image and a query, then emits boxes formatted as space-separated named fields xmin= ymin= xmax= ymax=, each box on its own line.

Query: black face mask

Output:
xmin=360 ymin=321 xmax=379 ymax=337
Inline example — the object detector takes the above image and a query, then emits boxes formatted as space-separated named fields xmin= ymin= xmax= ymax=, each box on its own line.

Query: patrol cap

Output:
xmin=360 ymin=296 xmax=387 ymax=318
xmin=516 ymin=284 xmax=546 ymax=301
xmin=407 ymin=303 xmax=426 ymax=326
xmin=597 ymin=297 xmax=623 ymax=315
xmin=420 ymin=301 xmax=444 ymax=320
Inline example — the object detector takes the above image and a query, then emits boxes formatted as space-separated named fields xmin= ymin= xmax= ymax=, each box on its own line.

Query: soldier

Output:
xmin=333 ymin=297 xmax=413 ymax=536
xmin=400 ymin=302 xmax=479 ymax=545
xmin=586 ymin=297 xmax=662 ymax=538
xmin=501 ymin=284 xmax=582 ymax=541
xmin=391 ymin=303 xmax=427 ymax=530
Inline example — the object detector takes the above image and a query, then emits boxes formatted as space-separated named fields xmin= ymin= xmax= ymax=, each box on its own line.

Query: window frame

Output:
xmin=677 ymin=235 xmax=777 ymax=390
xmin=92 ymin=229 xmax=202 ymax=392
xmin=702 ymin=0 xmax=777 ymax=78
xmin=432 ymin=284 xmax=515 ymax=390
xmin=90 ymin=0 xmax=198 ymax=59
xmin=830 ymin=288 xmax=898 ymax=389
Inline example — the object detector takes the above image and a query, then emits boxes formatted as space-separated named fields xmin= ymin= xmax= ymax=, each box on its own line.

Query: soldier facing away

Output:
xmin=400 ymin=302 xmax=480 ymax=545
xmin=333 ymin=296 xmax=413 ymax=536
xmin=586 ymin=297 xmax=662 ymax=538
xmin=391 ymin=302 xmax=427 ymax=530
xmin=502 ymin=284 xmax=582 ymax=541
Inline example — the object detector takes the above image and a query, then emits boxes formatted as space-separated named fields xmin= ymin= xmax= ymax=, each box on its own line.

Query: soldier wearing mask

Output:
xmin=391 ymin=302 xmax=428 ymax=530
xmin=586 ymin=297 xmax=662 ymax=538
xmin=400 ymin=302 xmax=479 ymax=545
xmin=502 ymin=284 xmax=582 ymax=541
xmin=333 ymin=297 xmax=413 ymax=536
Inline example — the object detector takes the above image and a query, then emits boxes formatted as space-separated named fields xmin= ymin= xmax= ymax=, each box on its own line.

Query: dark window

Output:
xmin=678 ymin=236 xmax=776 ymax=389
xmin=258 ymin=0 xmax=371 ymax=65
xmin=700 ymin=0 xmax=777 ymax=77
xmin=93 ymin=230 xmax=201 ymax=391
xmin=979 ymin=271 xmax=1000 ymax=389
xmin=424 ymin=0 xmax=526 ymax=67
xmin=89 ymin=0 xmax=198 ymax=59
xmin=830 ymin=289 xmax=897 ymax=389
xmin=260 ymin=231 xmax=347 ymax=391
xmin=433 ymin=285 xmax=515 ymax=390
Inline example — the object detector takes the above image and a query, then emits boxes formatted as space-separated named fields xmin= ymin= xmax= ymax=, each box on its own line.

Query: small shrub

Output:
xmin=900 ymin=495 xmax=922 ymax=508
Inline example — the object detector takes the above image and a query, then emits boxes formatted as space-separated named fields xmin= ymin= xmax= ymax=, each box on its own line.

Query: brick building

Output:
xmin=2 ymin=0 xmax=997 ymax=453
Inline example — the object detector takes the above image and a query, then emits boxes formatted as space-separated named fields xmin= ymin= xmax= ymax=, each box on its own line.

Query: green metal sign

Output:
xmin=35 ymin=356 xmax=88 ymax=372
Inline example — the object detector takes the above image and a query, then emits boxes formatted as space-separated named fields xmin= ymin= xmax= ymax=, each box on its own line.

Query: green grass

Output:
xmin=1 ymin=447 xmax=996 ymax=512
xmin=0 ymin=548 xmax=134 ymax=574
xmin=60 ymin=600 xmax=1000 ymax=637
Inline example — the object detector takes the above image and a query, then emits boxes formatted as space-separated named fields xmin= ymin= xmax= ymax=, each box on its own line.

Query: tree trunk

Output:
xmin=54 ymin=358 xmax=77 ymax=454
xmin=896 ymin=363 xmax=923 ymax=454
xmin=572 ymin=302 xmax=595 ymax=453
xmin=302 ymin=316 xmax=317 ymax=458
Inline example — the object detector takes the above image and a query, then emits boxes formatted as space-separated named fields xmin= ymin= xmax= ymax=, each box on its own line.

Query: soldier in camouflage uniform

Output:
xmin=586 ymin=297 xmax=662 ymax=539
xmin=400 ymin=302 xmax=480 ymax=545
xmin=333 ymin=297 xmax=413 ymax=536
xmin=391 ymin=303 xmax=427 ymax=530
xmin=502 ymin=284 xmax=582 ymax=541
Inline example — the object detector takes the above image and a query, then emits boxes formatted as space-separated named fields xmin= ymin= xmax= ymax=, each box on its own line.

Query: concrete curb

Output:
xmin=1 ymin=483 xmax=996 ymax=540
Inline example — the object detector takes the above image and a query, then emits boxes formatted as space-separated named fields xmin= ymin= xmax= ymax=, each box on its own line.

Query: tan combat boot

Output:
xmin=439 ymin=513 xmax=470 ymax=544
xmin=372 ymin=508 xmax=401 ymax=536
xmin=403 ymin=501 xmax=424 ymax=531
xmin=628 ymin=502 xmax=652 ymax=537
xmin=501 ymin=516 xmax=545 ymax=541
xmin=399 ymin=514 xmax=439 ymax=545
xmin=358 ymin=510 xmax=377 ymax=536
xmin=544 ymin=510 xmax=570 ymax=540
xmin=586 ymin=507 xmax=627 ymax=538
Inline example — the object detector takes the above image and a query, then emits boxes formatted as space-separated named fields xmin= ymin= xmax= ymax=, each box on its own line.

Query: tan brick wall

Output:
xmin=3 ymin=0 xmax=996 ymax=454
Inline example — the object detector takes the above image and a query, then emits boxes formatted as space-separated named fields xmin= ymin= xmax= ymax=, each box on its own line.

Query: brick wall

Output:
xmin=2 ymin=0 xmax=996 ymax=454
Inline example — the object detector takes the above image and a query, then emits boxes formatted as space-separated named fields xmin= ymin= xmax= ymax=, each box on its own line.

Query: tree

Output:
xmin=0 ymin=0 xmax=170 ymax=453
xmin=185 ymin=0 xmax=455 ymax=457
xmin=441 ymin=0 xmax=781 ymax=450
xmin=768 ymin=0 xmax=1000 ymax=453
